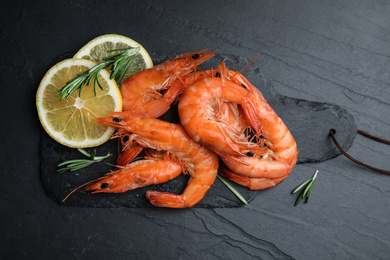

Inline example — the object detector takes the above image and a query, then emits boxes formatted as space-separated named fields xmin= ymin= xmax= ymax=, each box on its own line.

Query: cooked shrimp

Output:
xmin=84 ymin=150 xmax=183 ymax=193
xmin=224 ymin=70 xmax=298 ymax=174
xmin=215 ymin=69 xmax=298 ymax=187
xmin=179 ymin=62 xmax=298 ymax=189
xmin=96 ymin=111 xmax=219 ymax=208
xmin=178 ymin=76 xmax=267 ymax=161
xmin=120 ymin=49 xmax=214 ymax=118
xmin=216 ymin=92 xmax=296 ymax=183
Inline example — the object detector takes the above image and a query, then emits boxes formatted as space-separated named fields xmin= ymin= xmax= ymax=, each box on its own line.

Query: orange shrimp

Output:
xmin=178 ymin=76 xmax=268 ymax=160
xmin=221 ymin=69 xmax=298 ymax=179
xmin=178 ymin=62 xmax=298 ymax=189
xmin=96 ymin=111 xmax=219 ymax=208
xmin=215 ymin=96 xmax=295 ymax=185
xmin=120 ymin=49 xmax=215 ymax=118
xmin=84 ymin=150 xmax=183 ymax=193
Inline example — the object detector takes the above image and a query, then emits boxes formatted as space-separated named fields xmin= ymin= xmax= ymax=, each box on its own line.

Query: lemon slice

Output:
xmin=74 ymin=34 xmax=153 ymax=84
xmin=36 ymin=58 xmax=122 ymax=148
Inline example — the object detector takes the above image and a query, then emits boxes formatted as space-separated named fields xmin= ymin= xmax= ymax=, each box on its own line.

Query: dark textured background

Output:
xmin=1 ymin=0 xmax=390 ymax=259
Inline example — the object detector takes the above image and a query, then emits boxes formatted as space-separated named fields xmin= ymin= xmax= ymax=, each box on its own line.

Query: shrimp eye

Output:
xmin=246 ymin=151 xmax=254 ymax=157
xmin=192 ymin=54 xmax=200 ymax=59
xmin=216 ymin=72 xmax=221 ymax=78
xmin=241 ymin=84 xmax=247 ymax=89
xmin=113 ymin=118 xmax=122 ymax=122
xmin=101 ymin=183 xmax=109 ymax=189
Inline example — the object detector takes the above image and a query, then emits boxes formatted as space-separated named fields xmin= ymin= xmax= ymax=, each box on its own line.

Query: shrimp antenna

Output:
xmin=194 ymin=65 xmax=214 ymax=78
xmin=62 ymin=179 xmax=98 ymax=202
xmin=235 ymin=51 xmax=261 ymax=76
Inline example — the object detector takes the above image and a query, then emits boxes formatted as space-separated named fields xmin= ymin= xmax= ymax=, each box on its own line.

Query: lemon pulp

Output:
xmin=36 ymin=58 xmax=122 ymax=148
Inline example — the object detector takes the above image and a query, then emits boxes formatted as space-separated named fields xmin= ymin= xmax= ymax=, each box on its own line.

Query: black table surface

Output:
xmin=1 ymin=1 xmax=389 ymax=259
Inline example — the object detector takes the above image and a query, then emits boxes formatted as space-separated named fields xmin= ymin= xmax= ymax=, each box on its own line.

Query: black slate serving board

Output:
xmin=40 ymin=53 xmax=357 ymax=208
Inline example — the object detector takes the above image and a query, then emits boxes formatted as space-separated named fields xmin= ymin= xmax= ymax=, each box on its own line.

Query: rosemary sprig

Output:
xmin=57 ymin=148 xmax=111 ymax=173
xmin=217 ymin=174 xmax=248 ymax=205
xmin=51 ymin=47 xmax=140 ymax=100
xmin=292 ymin=170 xmax=319 ymax=206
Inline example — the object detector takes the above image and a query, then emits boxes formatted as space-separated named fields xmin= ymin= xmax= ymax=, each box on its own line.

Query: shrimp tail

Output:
xmin=117 ymin=144 xmax=144 ymax=166
xmin=146 ymin=191 xmax=187 ymax=208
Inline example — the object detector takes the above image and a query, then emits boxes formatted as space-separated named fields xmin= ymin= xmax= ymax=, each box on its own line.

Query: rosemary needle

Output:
xmin=57 ymin=148 xmax=111 ymax=173
xmin=51 ymin=47 xmax=140 ymax=100
xmin=293 ymin=170 xmax=319 ymax=206
xmin=217 ymin=174 xmax=248 ymax=205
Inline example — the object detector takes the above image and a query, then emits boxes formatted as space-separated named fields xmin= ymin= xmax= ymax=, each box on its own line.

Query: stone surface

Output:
xmin=2 ymin=0 xmax=390 ymax=259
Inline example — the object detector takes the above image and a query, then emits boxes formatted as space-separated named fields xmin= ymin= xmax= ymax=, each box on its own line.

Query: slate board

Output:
xmin=40 ymin=52 xmax=357 ymax=208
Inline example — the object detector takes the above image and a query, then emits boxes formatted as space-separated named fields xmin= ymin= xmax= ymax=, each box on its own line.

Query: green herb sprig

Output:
xmin=217 ymin=174 xmax=248 ymax=205
xmin=292 ymin=170 xmax=319 ymax=206
xmin=57 ymin=148 xmax=111 ymax=173
xmin=51 ymin=47 xmax=139 ymax=100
